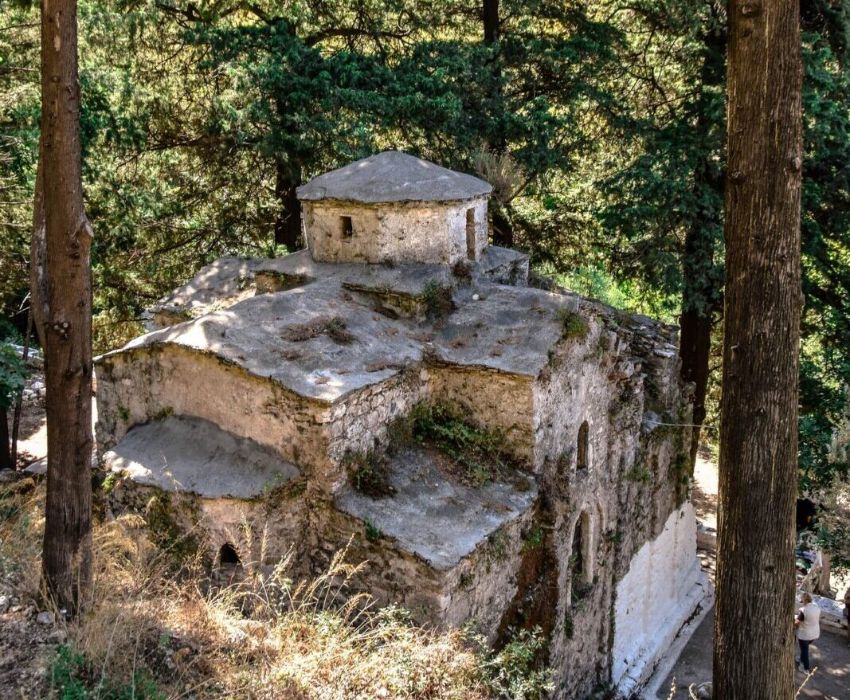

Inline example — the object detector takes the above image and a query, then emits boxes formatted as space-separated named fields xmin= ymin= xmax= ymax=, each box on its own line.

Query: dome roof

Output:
xmin=296 ymin=151 xmax=492 ymax=204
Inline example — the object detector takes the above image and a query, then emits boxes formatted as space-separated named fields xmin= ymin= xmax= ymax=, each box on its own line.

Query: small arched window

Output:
xmin=219 ymin=542 xmax=241 ymax=566
xmin=465 ymin=208 xmax=476 ymax=260
xmin=571 ymin=515 xmax=585 ymax=579
xmin=576 ymin=421 xmax=589 ymax=471
xmin=570 ymin=511 xmax=593 ymax=604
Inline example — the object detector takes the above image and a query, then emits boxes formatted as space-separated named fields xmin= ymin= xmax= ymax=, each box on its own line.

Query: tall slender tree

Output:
xmin=714 ymin=0 xmax=802 ymax=697
xmin=37 ymin=0 xmax=93 ymax=613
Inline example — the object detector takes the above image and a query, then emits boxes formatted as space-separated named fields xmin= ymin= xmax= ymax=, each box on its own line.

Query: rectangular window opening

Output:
xmin=465 ymin=208 xmax=476 ymax=260
xmin=340 ymin=216 xmax=354 ymax=238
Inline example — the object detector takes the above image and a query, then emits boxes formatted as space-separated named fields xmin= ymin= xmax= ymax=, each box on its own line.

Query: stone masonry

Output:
xmin=96 ymin=152 xmax=709 ymax=699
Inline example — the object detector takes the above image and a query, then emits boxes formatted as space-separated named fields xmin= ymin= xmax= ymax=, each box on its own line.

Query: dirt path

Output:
xmin=692 ymin=453 xmax=718 ymax=531
xmin=657 ymin=455 xmax=850 ymax=699
xmin=659 ymin=608 xmax=850 ymax=699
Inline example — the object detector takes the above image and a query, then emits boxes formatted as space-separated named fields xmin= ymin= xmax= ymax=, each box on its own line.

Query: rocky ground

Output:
xmin=0 ymin=589 xmax=64 ymax=700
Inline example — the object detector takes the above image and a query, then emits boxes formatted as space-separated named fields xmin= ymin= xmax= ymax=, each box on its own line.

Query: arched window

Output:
xmin=570 ymin=511 xmax=593 ymax=604
xmin=218 ymin=542 xmax=241 ymax=566
xmin=577 ymin=421 xmax=589 ymax=471
xmin=571 ymin=516 xmax=585 ymax=579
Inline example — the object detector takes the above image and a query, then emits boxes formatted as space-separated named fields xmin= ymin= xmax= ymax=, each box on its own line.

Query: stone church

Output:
xmin=95 ymin=151 xmax=709 ymax=698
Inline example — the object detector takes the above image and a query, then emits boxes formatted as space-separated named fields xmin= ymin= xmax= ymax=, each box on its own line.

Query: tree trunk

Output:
xmin=483 ymin=0 xmax=499 ymax=43
xmin=491 ymin=206 xmax=514 ymax=248
xmin=38 ymin=0 xmax=93 ymax=615
xmin=273 ymin=158 xmax=302 ymax=250
xmin=0 ymin=407 xmax=10 ymax=471
xmin=714 ymin=1 xmax=803 ymax=697
xmin=679 ymin=303 xmax=712 ymax=462
xmin=679 ymin=22 xmax=725 ymax=469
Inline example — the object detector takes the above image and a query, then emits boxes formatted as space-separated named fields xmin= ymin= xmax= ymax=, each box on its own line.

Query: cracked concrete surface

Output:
xmin=104 ymin=415 xmax=299 ymax=498
xmin=335 ymin=447 xmax=537 ymax=570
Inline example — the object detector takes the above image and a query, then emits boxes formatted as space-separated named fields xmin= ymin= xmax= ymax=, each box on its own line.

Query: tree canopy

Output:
xmin=2 ymin=0 xmax=850 ymax=560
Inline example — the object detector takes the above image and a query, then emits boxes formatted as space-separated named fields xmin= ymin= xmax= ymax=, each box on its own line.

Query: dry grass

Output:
xmin=1 ymin=480 xmax=549 ymax=700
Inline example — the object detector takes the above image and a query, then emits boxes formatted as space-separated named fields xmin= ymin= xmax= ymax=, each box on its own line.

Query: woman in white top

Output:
xmin=795 ymin=592 xmax=821 ymax=672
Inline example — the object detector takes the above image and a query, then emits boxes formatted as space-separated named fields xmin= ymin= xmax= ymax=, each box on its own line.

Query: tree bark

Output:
xmin=0 ymin=407 xmax=10 ymax=471
xmin=483 ymin=0 xmax=499 ymax=43
xmin=679 ymin=21 xmax=725 ymax=468
xmin=679 ymin=303 xmax=712 ymax=461
xmin=714 ymin=1 xmax=803 ymax=697
xmin=273 ymin=158 xmax=302 ymax=250
xmin=38 ymin=0 xmax=93 ymax=614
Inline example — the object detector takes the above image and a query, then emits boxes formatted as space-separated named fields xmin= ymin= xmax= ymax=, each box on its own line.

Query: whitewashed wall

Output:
xmin=612 ymin=501 xmax=701 ymax=692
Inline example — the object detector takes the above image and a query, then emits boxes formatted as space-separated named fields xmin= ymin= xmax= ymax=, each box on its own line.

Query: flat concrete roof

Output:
xmin=297 ymin=151 xmax=492 ymax=204
xmin=335 ymin=447 xmax=537 ymax=570
xmin=104 ymin=415 xmax=299 ymax=498
xmin=103 ymin=248 xmax=586 ymax=403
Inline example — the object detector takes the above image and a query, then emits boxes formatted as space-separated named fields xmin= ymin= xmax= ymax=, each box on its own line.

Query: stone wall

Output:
xmin=427 ymin=365 xmax=536 ymax=466
xmin=325 ymin=367 xmax=429 ymax=478
xmin=303 ymin=198 xmax=487 ymax=266
xmin=612 ymin=502 xmax=701 ymax=693
xmin=95 ymin=346 xmax=334 ymax=482
xmin=531 ymin=315 xmax=623 ymax=473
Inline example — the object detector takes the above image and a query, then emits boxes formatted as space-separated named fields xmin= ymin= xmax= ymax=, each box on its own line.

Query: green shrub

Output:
xmin=485 ymin=627 xmax=554 ymax=700
xmin=0 ymin=342 xmax=26 ymax=410
xmin=410 ymin=401 xmax=521 ymax=486
xmin=420 ymin=280 xmax=454 ymax=319
xmin=555 ymin=309 xmax=589 ymax=340
xmin=48 ymin=645 xmax=164 ymax=700
xmin=345 ymin=450 xmax=395 ymax=497
xmin=364 ymin=518 xmax=382 ymax=542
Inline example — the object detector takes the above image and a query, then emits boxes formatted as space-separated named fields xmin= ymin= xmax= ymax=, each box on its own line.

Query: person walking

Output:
xmin=795 ymin=592 xmax=821 ymax=672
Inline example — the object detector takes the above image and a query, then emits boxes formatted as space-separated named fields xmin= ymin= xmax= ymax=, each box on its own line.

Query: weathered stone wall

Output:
xmin=315 ymin=505 xmax=449 ymax=622
xmin=105 ymin=478 xmax=314 ymax=580
xmin=442 ymin=508 xmax=538 ymax=638
xmin=95 ymin=346 xmax=335 ymax=483
xmin=303 ymin=198 xmax=487 ymax=266
xmin=325 ymin=367 xmax=429 ymax=474
xmin=531 ymin=315 xmax=622 ymax=472
xmin=513 ymin=304 xmax=697 ymax=698
xmin=96 ymin=346 xmax=431 ymax=494
xmin=427 ymin=365 xmax=536 ymax=465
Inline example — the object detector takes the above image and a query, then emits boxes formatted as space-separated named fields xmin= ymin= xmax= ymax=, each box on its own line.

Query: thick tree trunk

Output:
xmin=714 ymin=1 xmax=802 ymax=698
xmin=274 ymin=158 xmax=302 ymax=250
xmin=481 ymin=0 xmax=513 ymax=248
xmin=679 ymin=303 xmax=712 ymax=462
xmin=38 ymin=0 xmax=93 ymax=614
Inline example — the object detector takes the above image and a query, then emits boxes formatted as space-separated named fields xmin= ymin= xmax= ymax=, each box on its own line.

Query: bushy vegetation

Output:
xmin=410 ymin=402 xmax=523 ymax=487
xmin=345 ymin=449 xmax=395 ymax=497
